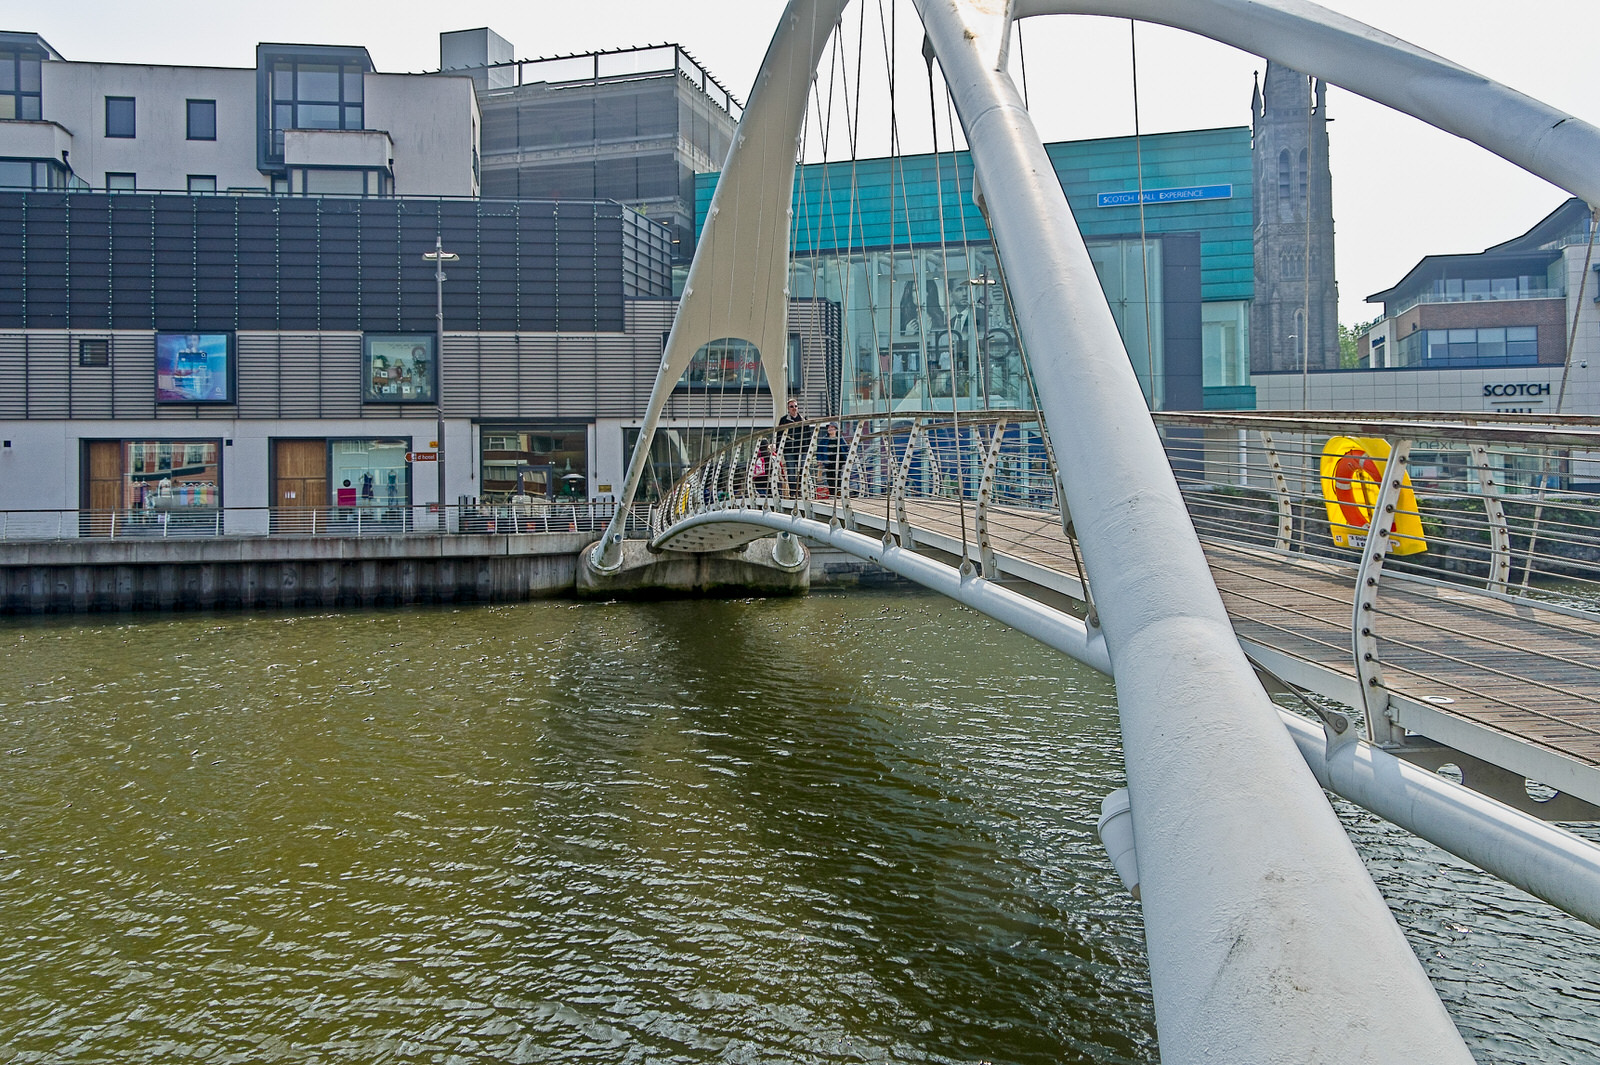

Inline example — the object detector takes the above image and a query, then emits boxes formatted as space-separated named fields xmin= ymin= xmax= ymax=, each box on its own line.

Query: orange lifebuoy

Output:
xmin=1331 ymin=449 xmax=1382 ymax=528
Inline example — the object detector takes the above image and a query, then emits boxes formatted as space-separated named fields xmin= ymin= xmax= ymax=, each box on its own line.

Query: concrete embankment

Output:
xmin=0 ymin=537 xmax=895 ymax=613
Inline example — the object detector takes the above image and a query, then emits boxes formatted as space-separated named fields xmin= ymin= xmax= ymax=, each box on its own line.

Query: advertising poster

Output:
xmin=364 ymin=334 xmax=436 ymax=403
xmin=155 ymin=332 xmax=233 ymax=403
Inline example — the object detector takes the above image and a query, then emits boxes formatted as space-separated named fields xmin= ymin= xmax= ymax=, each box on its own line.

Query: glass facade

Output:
xmin=712 ymin=126 xmax=1255 ymax=415
xmin=789 ymin=237 xmax=1164 ymax=416
xmin=623 ymin=426 xmax=748 ymax=502
xmin=1089 ymin=239 xmax=1165 ymax=409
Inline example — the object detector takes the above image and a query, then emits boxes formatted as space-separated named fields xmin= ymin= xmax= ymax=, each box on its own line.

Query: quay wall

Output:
xmin=0 ymin=538 xmax=892 ymax=614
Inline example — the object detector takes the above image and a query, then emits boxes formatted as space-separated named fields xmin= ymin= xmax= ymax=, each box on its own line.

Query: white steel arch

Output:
xmin=1013 ymin=0 xmax=1600 ymax=207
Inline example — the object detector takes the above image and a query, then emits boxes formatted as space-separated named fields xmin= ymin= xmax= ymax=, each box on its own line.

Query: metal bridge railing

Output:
xmin=1155 ymin=411 xmax=1600 ymax=752
xmin=0 ymin=503 xmax=652 ymax=542
xmin=1155 ymin=411 xmax=1600 ymax=608
xmin=648 ymin=411 xmax=1063 ymax=546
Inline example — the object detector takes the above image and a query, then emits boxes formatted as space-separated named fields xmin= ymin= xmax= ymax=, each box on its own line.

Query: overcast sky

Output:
xmin=16 ymin=0 xmax=1599 ymax=325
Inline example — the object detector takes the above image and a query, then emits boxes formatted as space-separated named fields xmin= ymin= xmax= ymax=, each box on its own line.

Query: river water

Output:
xmin=1 ymin=591 xmax=1596 ymax=1064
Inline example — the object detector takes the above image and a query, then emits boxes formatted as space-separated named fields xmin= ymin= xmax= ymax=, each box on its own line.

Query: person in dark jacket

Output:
xmin=777 ymin=396 xmax=809 ymax=496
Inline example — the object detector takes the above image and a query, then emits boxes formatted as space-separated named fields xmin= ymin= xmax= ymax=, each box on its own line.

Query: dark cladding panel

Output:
xmin=0 ymin=191 xmax=629 ymax=333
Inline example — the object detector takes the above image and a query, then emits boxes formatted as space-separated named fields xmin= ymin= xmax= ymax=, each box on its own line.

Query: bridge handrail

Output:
xmin=0 ymin=502 xmax=654 ymax=543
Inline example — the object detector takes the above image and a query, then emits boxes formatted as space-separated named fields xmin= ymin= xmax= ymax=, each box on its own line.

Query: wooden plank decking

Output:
xmin=874 ymin=499 xmax=1600 ymax=790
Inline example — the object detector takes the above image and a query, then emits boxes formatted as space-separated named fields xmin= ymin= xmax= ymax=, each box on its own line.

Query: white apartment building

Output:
xmin=0 ymin=33 xmax=479 ymax=197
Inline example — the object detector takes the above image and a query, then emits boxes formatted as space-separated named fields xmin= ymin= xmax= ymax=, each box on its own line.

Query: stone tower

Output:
xmin=1251 ymin=62 xmax=1339 ymax=374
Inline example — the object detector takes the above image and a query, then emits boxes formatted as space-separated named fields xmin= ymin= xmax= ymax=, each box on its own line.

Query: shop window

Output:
xmin=105 ymin=96 xmax=135 ymax=138
xmin=330 ymin=439 xmax=411 ymax=524
xmin=363 ymin=334 xmax=435 ymax=403
xmin=676 ymin=337 xmax=767 ymax=393
xmin=83 ymin=439 xmax=223 ymax=537
xmin=622 ymin=426 xmax=743 ymax=503
xmin=478 ymin=426 xmax=588 ymax=504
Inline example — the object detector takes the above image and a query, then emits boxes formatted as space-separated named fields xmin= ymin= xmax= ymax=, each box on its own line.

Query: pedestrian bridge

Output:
xmin=648 ymin=408 xmax=1600 ymax=818
xmin=584 ymin=1 xmax=1600 ymax=1060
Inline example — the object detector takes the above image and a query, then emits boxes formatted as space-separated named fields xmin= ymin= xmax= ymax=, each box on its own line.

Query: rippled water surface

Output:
xmin=0 ymin=591 xmax=1596 ymax=1063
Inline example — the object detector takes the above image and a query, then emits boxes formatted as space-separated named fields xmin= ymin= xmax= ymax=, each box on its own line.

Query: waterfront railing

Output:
xmin=0 ymin=502 xmax=654 ymax=543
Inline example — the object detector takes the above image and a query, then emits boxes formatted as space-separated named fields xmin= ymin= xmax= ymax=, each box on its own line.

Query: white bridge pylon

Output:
xmin=588 ymin=2 xmax=1600 ymax=1060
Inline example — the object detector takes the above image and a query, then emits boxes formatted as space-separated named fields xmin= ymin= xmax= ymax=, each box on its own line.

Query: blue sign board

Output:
xmin=1096 ymin=184 xmax=1233 ymax=208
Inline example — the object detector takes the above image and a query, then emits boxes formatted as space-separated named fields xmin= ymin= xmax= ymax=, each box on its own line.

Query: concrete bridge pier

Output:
xmin=576 ymin=537 xmax=809 ymax=599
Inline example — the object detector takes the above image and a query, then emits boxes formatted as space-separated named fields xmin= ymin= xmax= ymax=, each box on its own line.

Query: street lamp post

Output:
xmin=422 ymin=237 xmax=459 ymax=532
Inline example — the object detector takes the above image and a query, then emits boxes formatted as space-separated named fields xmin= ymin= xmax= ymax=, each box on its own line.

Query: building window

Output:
xmin=290 ymin=167 xmax=389 ymax=197
xmin=1277 ymin=149 xmax=1291 ymax=200
xmin=78 ymin=338 xmax=110 ymax=367
xmin=187 ymin=99 xmax=216 ymax=140
xmin=265 ymin=56 xmax=365 ymax=162
xmin=187 ymin=175 xmax=217 ymax=194
xmin=106 ymin=172 xmax=136 ymax=192
xmin=1202 ymin=301 xmax=1250 ymax=387
xmin=1298 ymin=147 xmax=1308 ymax=200
xmin=105 ymin=96 xmax=136 ymax=138
xmin=0 ymin=158 xmax=64 ymax=190
xmin=1420 ymin=326 xmax=1539 ymax=367
xmin=0 ymin=47 xmax=43 ymax=120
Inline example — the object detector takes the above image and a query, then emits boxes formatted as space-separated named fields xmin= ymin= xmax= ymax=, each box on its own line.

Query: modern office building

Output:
xmin=443 ymin=31 xmax=741 ymax=256
xmin=1253 ymin=197 xmax=1600 ymax=416
xmin=755 ymin=125 xmax=1257 ymax=416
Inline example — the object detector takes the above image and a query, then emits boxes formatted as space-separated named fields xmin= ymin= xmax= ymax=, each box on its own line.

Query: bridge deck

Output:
xmin=856 ymin=499 xmax=1600 ymax=802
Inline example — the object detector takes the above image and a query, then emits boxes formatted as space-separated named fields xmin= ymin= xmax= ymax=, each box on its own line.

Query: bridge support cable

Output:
xmin=914 ymin=2 xmax=1473 ymax=1060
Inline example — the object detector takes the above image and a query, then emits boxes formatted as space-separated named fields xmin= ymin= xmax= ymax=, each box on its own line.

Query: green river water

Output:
xmin=1 ymin=591 xmax=1596 ymax=1063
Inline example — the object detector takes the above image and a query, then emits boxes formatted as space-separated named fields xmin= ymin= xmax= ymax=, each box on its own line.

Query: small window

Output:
xmin=78 ymin=339 xmax=110 ymax=367
xmin=187 ymin=175 xmax=217 ymax=194
xmin=106 ymin=172 xmax=136 ymax=192
xmin=186 ymin=99 xmax=216 ymax=141
xmin=105 ymin=96 xmax=136 ymax=138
